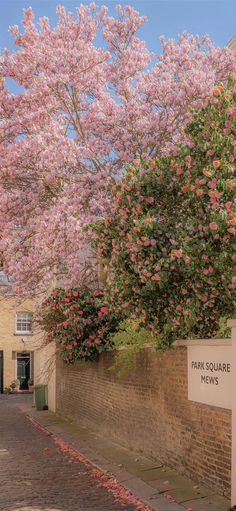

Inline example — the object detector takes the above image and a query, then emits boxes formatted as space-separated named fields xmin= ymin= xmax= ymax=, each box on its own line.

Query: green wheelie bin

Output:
xmin=34 ymin=384 xmax=47 ymax=411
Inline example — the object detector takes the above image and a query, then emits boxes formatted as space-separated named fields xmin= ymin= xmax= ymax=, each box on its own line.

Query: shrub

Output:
xmin=95 ymin=79 xmax=236 ymax=348
xmin=10 ymin=379 xmax=20 ymax=388
xmin=110 ymin=318 xmax=157 ymax=376
xmin=39 ymin=287 xmax=121 ymax=363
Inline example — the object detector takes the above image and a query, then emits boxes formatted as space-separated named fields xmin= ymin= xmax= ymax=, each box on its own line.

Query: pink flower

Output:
xmin=66 ymin=344 xmax=72 ymax=350
xmin=213 ymin=86 xmax=222 ymax=96
xmin=72 ymin=291 xmax=78 ymax=297
xmin=196 ymin=188 xmax=204 ymax=196
xmin=172 ymin=319 xmax=180 ymax=326
xmin=209 ymin=222 xmax=218 ymax=231
xmin=183 ymin=309 xmax=190 ymax=316
xmin=173 ymin=249 xmax=183 ymax=258
xmin=176 ymin=167 xmax=183 ymax=175
xmin=100 ymin=306 xmax=108 ymax=314
xmin=151 ymin=274 xmax=161 ymax=281
xmin=146 ymin=196 xmax=154 ymax=204
xmin=212 ymin=160 xmax=220 ymax=169
xmin=93 ymin=290 xmax=100 ymax=296
xmin=185 ymin=256 xmax=190 ymax=264
xmin=208 ymin=179 xmax=217 ymax=189
xmin=203 ymin=168 xmax=211 ymax=177
xmin=226 ymin=107 xmax=236 ymax=117
xmin=232 ymin=276 xmax=236 ymax=284
xmin=226 ymin=180 xmax=234 ymax=189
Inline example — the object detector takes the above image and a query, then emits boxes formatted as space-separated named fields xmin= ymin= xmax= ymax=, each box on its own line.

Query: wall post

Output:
xmin=228 ymin=319 xmax=236 ymax=506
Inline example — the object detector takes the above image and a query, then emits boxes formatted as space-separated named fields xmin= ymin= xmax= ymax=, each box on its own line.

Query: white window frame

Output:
xmin=15 ymin=312 xmax=33 ymax=335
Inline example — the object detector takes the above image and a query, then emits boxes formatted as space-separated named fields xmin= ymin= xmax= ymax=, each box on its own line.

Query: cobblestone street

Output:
xmin=0 ymin=396 xmax=137 ymax=511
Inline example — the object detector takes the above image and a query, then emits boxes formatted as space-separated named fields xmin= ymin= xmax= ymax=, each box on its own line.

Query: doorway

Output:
xmin=0 ymin=351 xmax=3 ymax=393
xmin=17 ymin=352 xmax=31 ymax=390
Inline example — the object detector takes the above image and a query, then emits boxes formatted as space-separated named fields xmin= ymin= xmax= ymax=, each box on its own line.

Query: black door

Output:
xmin=17 ymin=352 xmax=30 ymax=390
xmin=0 ymin=351 xmax=3 ymax=393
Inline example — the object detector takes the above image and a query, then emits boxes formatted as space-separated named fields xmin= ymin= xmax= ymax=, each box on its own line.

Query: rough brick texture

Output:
xmin=56 ymin=346 xmax=231 ymax=497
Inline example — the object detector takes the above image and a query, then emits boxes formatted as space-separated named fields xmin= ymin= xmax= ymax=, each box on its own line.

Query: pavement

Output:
xmin=0 ymin=394 xmax=231 ymax=511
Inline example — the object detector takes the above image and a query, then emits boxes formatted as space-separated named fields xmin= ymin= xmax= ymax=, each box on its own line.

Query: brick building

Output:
xmin=0 ymin=273 xmax=42 ymax=393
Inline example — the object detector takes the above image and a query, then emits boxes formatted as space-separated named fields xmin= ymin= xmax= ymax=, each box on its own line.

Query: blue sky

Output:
xmin=0 ymin=0 xmax=235 ymax=55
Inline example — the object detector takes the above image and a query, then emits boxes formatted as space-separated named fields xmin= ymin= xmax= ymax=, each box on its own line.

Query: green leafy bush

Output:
xmin=95 ymin=79 xmax=236 ymax=348
xmin=10 ymin=379 xmax=20 ymax=388
xmin=110 ymin=318 xmax=157 ymax=375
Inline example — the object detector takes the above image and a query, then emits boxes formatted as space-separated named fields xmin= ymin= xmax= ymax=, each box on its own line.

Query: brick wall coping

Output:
xmin=173 ymin=338 xmax=231 ymax=347
xmin=116 ymin=340 xmax=232 ymax=350
xmin=228 ymin=319 xmax=236 ymax=327
xmin=116 ymin=343 xmax=153 ymax=351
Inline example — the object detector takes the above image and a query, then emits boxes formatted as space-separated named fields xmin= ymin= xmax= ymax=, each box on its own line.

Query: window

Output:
xmin=16 ymin=312 xmax=33 ymax=334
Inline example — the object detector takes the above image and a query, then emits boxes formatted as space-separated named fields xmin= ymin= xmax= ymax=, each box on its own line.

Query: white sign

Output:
xmin=184 ymin=326 xmax=235 ymax=506
xmin=188 ymin=345 xmax=232 ymax=410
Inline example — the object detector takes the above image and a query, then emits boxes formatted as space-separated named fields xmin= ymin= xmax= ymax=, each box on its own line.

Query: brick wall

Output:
xmin=56 ymin=346 xmax=231 ymax=496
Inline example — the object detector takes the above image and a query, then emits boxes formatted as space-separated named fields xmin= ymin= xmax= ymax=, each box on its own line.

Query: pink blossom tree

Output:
xmin=0 ymin=3 xmax=235 ymax=295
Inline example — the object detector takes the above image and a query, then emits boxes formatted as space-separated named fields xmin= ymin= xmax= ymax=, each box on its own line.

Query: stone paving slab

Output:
xmin=138 ymin=468 xmax=177 ymax=483
xmin=148 ymin=476 xmax=215 ymax=500
xmin=146 ymin=497 xmax=188 ymax=511
xmin=121 ymin=482 xmax=184 ymax=511
xmin=116 ymin=470 xmax=140 ymax=484
xmin=146 ymin=479 xmax=177 ymax=493
xmin=168 ymin=486 xmax=212 ymax=504
xmin=122 ymin=478 xmax=161 ymax=500
xmin=181 ymin=494 xmax=231 ymax=511
xmin=11 ymin=394 xmax=231 ymax=511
